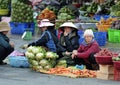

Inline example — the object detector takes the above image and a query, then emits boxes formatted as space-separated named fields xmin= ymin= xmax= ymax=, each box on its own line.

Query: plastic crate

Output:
xmin=108 ymin=29 xmax=120 ymax=43
xmin=78 ymin=30 xmax=84 ymax=44
xmin=9 ymin=56 xmax=29 ymax=68
xmin=114 ymin=68 xmax=120 ymax=81
xmin=94 ymin=32 xmax=107 ymax=46
xmin=95 ymin=55 xmax=113 ymax=65
xmin=113 ymin=61 xmax=120 ymax=70
xmin=78 ymin=31 xmax=107 ymax=46
xmin=94 ymin=15 xmax=110 ymax=21
xmin=10 ymin=22 xmax=35 ymax=34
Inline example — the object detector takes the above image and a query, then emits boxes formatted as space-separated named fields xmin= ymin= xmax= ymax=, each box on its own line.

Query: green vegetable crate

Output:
xmin=108 ymin=29 xmax=120 ymax=43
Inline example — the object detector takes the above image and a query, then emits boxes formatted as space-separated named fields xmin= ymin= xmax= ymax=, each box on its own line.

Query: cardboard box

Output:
xmin=99 ymin=65 xmax=114 ymax=74
xmin=97 ymin=71 xmax=114 ymax=80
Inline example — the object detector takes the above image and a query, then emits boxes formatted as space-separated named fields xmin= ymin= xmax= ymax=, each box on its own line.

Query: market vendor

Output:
xmin=71 ymin=29 xmax=100 ymax=70
xmin=0 ymin=22 xmax=14 ymax=65
xmin=58 ymin=22 xmax=79 ymax=65
xmin=24 ymin=19 xmax=61 ymax=53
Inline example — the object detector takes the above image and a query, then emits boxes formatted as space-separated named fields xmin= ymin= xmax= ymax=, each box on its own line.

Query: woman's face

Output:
xmin=2 ymin=31 xmax=9 ymax=35
xmin=64 ymin=27 xmax=72 ymax=33
xmin=84 ymin=35 xmax=93 ymax=44
xmin=40 ymin=26 xmax=47 ymax=32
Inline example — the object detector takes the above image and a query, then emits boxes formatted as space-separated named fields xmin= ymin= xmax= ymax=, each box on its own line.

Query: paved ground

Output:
xmin=0 ymin=33 xmax=120 ymax=85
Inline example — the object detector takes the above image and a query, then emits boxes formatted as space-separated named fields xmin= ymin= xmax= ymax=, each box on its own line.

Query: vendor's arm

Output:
xmin=0 ymin=37 xmax=14 ymax=52
xmin=28 ymin=32 xmax=48 ymax=46
xmin=77 ymin=43 xmax=100 ymax=59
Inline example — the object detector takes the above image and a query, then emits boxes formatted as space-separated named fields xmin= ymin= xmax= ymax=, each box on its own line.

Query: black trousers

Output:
xmin=0 ymin=46 xmax=13 ymax=63
xmin=74 ymin=53 xmax=99 ymax=70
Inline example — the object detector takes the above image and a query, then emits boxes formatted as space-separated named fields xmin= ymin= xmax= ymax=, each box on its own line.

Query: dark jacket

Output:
xmin=28 ymin=30 xmax=64 ymax=52
xmin=0 ymin=32 xmax=14 ymax=62
xmin=59 ymin=30 xmax=79 ymax=52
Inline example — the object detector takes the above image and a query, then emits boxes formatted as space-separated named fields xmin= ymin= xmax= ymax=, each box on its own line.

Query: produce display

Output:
xmin=111 ymin=20 xmax=120 ymax=30
xmin=11 ymin=1 xmax=33 ymax=22
xmin=55 ymin=6 xmax=75 ymax=29
xmin=95 ymin=48 xmax=113 ymax=56
xmin=47 ymin=67 xmax=96 ymax=78
xmin=96 ymin=17 xmax=118 ymax=31
xmin=0 ymin=0 xmax=10 ymax=9
xmin=25 ymin=46 xmax=59 ymax=71
xmin=46 ymin=5 xmax=58 ymax=16
xmin=37 ymin=8 xmax=56 ymax=21
xmin=110 ymin=1 xmax=120 ymax=16
xmin=79 ymin=2 xmax=98 ymax=17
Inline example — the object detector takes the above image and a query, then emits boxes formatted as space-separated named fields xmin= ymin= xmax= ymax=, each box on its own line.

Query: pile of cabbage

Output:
xmin=25 ymin=46 xmax=59 ymax=71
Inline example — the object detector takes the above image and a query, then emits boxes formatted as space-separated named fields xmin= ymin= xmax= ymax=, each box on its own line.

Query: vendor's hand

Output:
xmin=64 ymin=30 xmax=68 ymax=36
xmin=65 ymin=51 xmax=72 ymax=56
xmin=9 ymin=41 xmax=14 ymax=48
xmin=71 ymin=54 xmax=77 ymax=59
xmin=72 ymin=50 xmax=78 ymax=55
xmin=21 ymin=44 xmax=28 ymax=49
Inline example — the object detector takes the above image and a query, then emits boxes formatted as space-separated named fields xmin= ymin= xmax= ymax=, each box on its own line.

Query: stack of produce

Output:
xmin=37 ymin=8 xmax=56 ymax=21
xmin=79 ymin=2 xmax=98 ymax=17
xmin=11 ymin=1 xmax=33 ymax=22
xmin=25 ymin=46 xmax=59 ymax=71
xmin=55 ymin=6 xmax=75 ymax=29
xmin=110 ymin=1 xmax=120 ymax=17
xmin=96 ymin=17 xmax=118 ymax=31
xmin=95 ymin=48 xmax=114 ymax=65
xmin=0 ymin=0 xmax=9 ymax=9
xmin=0 ymin=0 xmax=10 ymax=15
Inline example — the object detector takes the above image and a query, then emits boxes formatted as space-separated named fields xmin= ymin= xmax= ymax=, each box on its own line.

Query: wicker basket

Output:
xmin=0 ymin=9 xmax=9 ymax=15
xmin=95 ymin=55 xmax=113 ymax=65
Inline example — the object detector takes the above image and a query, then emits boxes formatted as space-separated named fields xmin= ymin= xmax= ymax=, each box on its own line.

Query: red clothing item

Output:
xmin=77 ymin=41 xmax=100 ymax=59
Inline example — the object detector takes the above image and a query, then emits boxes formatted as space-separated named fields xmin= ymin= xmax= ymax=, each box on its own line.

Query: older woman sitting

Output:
xmin=72 ymin=29 xmax=100 ymax=70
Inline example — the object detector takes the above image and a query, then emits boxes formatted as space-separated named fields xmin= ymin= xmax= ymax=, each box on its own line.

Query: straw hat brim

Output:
xmin=59 ymin=22 xmax=78 ymax=30
xmin=0 ymin=25 xmax=10 ymax=32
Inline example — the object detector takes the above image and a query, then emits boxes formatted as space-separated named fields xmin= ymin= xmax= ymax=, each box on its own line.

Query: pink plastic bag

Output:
xmin=8 ymin=50 xmax=24 ymax=57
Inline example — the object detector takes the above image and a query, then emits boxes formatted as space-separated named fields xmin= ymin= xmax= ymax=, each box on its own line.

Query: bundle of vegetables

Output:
xmin=46 ymin=5 xmax=59 ymax=16
xmin=55 ymin=6 xmax=75 ymax=29
xmin=47 ymin=67 xmax=96 ymax=78
xmin=112 ymin=54 xmax=120 ymax=61
xmin=96 ymin=17 xmax=118 ymax=31
xmin=86 ymin=2 xmax=98 ymax=14
xmin=25 ymin=46 xmax=59 ymax=71
xmin=79 ymin=2 xmax=98 ymax=17
xmin=55 ymin=60 xmax=67 ymax=68
xmin=96 ymin=48 xmax=113 ymax=56
xmin=37 ymin=8 xmax=56 ymax=21
xmin=111 ymin=20 xmax=120 ymax=30
xmin=110 ymin=1 xmax=120 ymax=17
xmin=11 ymin=1 xmax=33 ymax=22
xmin=0 ymin=0 xmax=10 ymax=9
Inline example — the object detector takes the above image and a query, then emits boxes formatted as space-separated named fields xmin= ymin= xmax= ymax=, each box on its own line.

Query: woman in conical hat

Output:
xmin=57 ymin=22 xmax=80 ymax=66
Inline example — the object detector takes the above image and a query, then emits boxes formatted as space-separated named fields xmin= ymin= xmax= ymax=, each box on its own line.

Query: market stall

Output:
xmin=1 ymin=0 xmax=120 ymax=82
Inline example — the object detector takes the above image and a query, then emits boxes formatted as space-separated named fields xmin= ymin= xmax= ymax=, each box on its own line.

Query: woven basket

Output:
xmin=0 ymin=9 xmax=9 ymax=15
